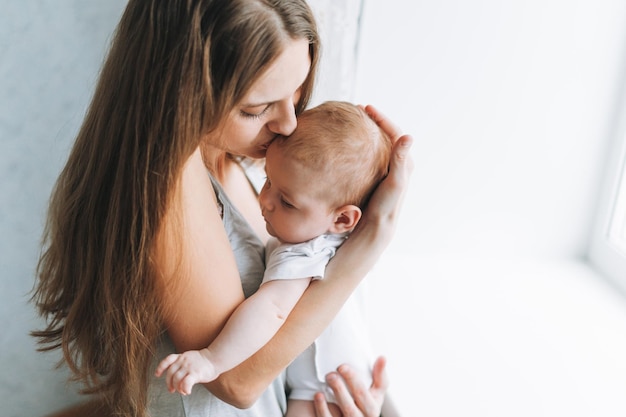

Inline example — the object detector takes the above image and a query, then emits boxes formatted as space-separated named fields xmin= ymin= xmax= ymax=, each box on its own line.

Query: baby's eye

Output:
xmin=280 ymin=198 xmax=295 ymax=209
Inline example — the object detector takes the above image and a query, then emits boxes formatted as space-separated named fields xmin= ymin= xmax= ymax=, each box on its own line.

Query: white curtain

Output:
xmin=307 ymin=0 xmax=365 ymax=105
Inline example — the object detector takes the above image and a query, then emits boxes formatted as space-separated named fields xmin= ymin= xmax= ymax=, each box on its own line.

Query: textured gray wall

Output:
xmin=0 ymin=1 xmax=361 ymax=414
xmin=0 ymin=1 xmax=126 ymax=415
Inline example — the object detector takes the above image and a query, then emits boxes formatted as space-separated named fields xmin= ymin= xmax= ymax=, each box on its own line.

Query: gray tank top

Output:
xmin=147 ymin=172 xmax=287 ymax=417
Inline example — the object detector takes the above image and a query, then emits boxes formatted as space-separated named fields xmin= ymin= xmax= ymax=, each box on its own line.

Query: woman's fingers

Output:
xmin=389 ymin=134 xmax=414 ymax=190
xmin=336 ymin=364 xmax=380 ymax=417
xmin=319 ymin=358 xmax=390 ymax=417
xmin=368 ymin=356 xmax=389 ymax=400
xmin=364 ymin=134 xmax=413 ymax=225
xmin=325 ymin=371 xmax=362 ymax=416
xmin=361 ymin=103 xmax=414 ymax=202
xmin=362 ymin=103 xmax=414 ymax=183
xmin=335 ymin=358 xmax=388 ymax=416
xmin=313 ymin=392 xmax=334 ymax=417
xmin=363 ymin=104 xmax=402 ymax=142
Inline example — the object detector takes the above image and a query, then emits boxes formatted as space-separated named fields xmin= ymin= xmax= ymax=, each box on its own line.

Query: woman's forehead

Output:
xmin=240 ymin=39 xmax=310 ymax=106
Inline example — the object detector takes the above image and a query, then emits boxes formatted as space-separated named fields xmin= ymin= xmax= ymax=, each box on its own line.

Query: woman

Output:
xmin=32 ymin=1 xmax=413 ymax=416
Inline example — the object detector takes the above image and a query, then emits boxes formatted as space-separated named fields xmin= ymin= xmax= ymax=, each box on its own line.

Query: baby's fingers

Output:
xmin=165 ymin=361 xmax=188 ymax=394
xmin=179 ymin=375 xmax=197 ymax=396
xmin=155 ymin=353 xmax=180 ymax=377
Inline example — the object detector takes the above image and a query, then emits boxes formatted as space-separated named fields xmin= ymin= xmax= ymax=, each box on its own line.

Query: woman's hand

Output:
xmin=314 ymin=357 xmax=389 ymax=417
xmin=358 ymin=105 xmax=413 ymax=240
xmin=336 ymin=104 xmax=412 ymax=274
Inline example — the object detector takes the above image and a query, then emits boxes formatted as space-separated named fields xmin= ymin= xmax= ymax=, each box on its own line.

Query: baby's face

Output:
xmin=259 ymin=144 xmax=336 ymax=244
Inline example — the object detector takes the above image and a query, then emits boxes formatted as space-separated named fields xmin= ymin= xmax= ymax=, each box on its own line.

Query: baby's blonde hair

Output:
xmin=273 ymin=101 xmax=391 ymax=209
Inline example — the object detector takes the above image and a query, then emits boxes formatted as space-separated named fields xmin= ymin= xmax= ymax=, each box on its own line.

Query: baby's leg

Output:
xmin=286 ymin=399 xmax=342 ymax=417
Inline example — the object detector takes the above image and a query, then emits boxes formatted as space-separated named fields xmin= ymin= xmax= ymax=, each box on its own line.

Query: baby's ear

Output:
xmin=329 ymin=205 xmax=362 ymax=233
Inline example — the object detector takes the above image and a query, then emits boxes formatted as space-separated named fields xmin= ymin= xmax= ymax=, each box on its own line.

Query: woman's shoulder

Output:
xmin=154 ymin=149 xmax=248 ymax=352
xmin=182 ymin=148 xmax=218 ymax=196
xmin=152 ymin=147 xmax=227 ymax=290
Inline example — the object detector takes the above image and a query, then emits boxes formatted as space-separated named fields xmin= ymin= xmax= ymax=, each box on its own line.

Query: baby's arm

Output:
xmin=155 ymin=277 xmax=311 ymax=395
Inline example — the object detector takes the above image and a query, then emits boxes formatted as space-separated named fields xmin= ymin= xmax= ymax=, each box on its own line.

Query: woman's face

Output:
xmin=210 ymin=39 xmax=311 ymax=159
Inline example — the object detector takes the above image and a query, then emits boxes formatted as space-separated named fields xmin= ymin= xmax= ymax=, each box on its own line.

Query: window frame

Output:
xmin=589 ymin=80 xmax=626 ymax=292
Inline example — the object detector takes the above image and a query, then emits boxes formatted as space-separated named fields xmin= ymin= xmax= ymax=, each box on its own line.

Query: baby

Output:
xmin=156 ymin=101 xmax=391 ymax=417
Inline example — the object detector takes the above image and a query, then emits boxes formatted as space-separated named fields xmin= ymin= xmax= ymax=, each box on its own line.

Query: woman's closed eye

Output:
xmin=240 ymin=104 xmax=271 ymax=120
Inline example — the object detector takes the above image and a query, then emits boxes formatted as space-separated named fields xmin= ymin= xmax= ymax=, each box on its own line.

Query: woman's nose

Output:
xmin=267 ymin=101 xmax=297 ymax=136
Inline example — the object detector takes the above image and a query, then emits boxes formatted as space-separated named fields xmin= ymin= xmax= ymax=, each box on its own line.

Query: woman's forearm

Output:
xmin=209 ymin=219 xmax=391 ymax=407
xmin=204 ymin=278 xmax=311 ymax=377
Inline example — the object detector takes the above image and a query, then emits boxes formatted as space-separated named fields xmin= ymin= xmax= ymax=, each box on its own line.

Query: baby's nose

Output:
xmin=259 ymin=192 xmax=273 ymax=212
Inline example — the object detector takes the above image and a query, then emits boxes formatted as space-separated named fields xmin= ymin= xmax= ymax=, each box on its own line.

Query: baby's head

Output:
xmin=261 ymin=101 xmax=391 ymax=244
xmin=280 ymin=101 xmax=391 ymax=208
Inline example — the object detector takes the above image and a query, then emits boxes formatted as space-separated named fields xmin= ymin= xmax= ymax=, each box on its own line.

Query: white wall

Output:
xmin=354 ymin=2 xmax=626 ymax=415
xmin=355 ymin=0 xmax=626 ymax=260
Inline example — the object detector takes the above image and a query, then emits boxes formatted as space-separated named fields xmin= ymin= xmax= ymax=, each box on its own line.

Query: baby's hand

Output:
xmin=154 ymin=349 xmax=219 ymax=395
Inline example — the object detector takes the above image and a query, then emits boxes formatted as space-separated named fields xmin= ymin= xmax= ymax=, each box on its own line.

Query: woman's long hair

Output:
xmin=30 ymin=1 xmax=319 ymax=415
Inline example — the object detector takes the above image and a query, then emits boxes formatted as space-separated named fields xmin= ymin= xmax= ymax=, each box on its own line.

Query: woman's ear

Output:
xmin=329 ymin=205 xmax=362 ymax=233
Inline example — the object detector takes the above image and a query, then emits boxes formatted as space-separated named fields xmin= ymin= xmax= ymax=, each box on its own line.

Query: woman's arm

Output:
xmin=205 ymin=278 xmax=313 ymax=375
xmin=213 ymin=114 xmax=413 ymax=407
xmin=156 ymin=148 xmax=247 ymax=363
xmin=156 ymin=278 xmax=311 ymax=394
